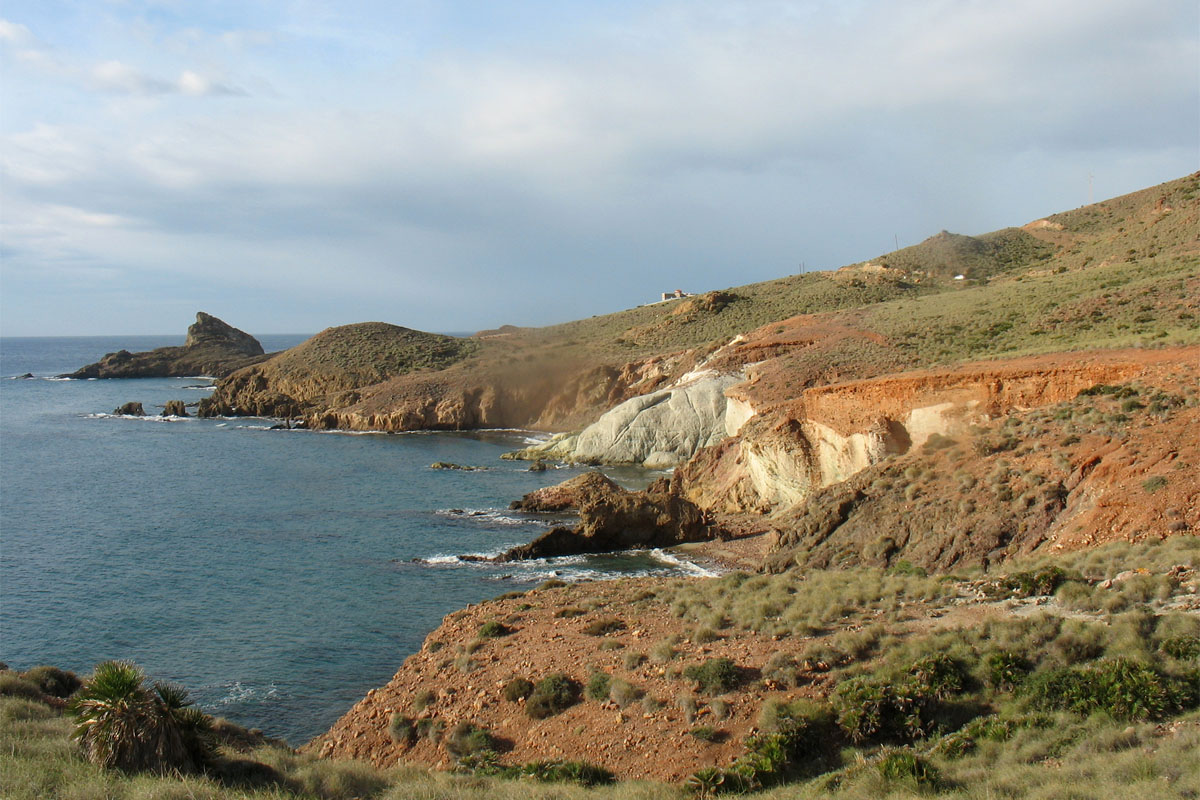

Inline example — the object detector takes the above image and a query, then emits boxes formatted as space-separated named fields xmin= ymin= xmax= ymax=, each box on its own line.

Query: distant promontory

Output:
xmin=62 ymin=312 xmax=270 ymax=379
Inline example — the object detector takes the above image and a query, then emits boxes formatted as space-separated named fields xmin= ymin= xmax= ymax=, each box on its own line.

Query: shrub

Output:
xmin=444 ymin=721 xmax=496 ymax=759
xmin=877 ymin=747 xmax=941 ymax=788
xmin=411 ymin=688 xmax=436 ymax=711
xmin=1023 ymin=657 xmax=1192 ymax=721
xmin=762 ymin=653 xmax=801 ymax=688
xmin=387 ymin=713 xmax=415 ymax=745
xmin=1000 ymin=565 xmax=1071 ymax=597
xmin=555 ymin=607 xmax=586 ymax=618
xmin=68 ymin=660 xmax=214 ymax=774
xmin=609 ymin=678 xmax=641 ymax=708
xmin=22 ymin=666 xmax=81 ymax=698
xmin=477 ymin=621 xmax=511 ymax=638
xmin=526 ymin=673 xmax=580 ymax=719
xmin=624 ymin=652 xmax=648 ymax=670
xmin=415 ymin=717 xmax=443 ymax=742
xmin=1143 ymin=475 xmax=1168 ymax=493
xmin=833 ymin=676 xmax=930 ymax=744
xmin=1161 ymin=636 xmax=1200 ymax=660
xmin=985 ymin=650 xmax=1032 ymax=691
xmin=908 ymin=654 xmax=967 ymax=699
xmin=503 ymin=677 xmax=534 ymax=701
xmin=585 ymin=672 xmax=611 ymax=701
xmin=521 ymin=760 xmax=615 ymax=786
xmin=0 ymin=673 xmax=45 ymax=701
xmin=677 ymin=692 xmax=699 ymax=723
xmin=684 ymin=658 xmax=740 ymax=694
xmin=582 ymin=617 xmax=626 ymax=636
xmin=690 ymin=726 xmax=724 ymax=743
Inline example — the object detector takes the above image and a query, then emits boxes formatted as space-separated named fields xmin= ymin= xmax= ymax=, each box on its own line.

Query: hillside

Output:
xmin=34 ymin=173 xmax=1197 ymax=798
xmin=198 ymin=172 xmax=1198 ymax=434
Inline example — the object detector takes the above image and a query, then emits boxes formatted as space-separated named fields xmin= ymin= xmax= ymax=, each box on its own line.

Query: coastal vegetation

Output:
xmin=4 ymin=538 xmax=1198 ymax=797
xmin=23 ymin=172 xmax=1200 ymax=797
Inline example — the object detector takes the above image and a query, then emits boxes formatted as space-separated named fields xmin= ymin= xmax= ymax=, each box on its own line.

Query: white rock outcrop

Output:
xmin=511 ymin=371 xmax=743 ymax=468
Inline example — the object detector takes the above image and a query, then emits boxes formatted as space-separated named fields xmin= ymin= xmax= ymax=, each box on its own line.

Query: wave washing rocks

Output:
xmin=470 ymin=471 xmax=717 ymax=561
xmin=63 ymin=312 xmax=268 ymax=379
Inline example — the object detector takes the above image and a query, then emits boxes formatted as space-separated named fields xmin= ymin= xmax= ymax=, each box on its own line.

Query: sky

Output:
xmin=1 ymin=1 xmax=1196 ymax=336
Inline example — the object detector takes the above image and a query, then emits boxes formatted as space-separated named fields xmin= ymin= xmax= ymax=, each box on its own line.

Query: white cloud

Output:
xmin=0 ymin=0 xmax=1195 ymax=335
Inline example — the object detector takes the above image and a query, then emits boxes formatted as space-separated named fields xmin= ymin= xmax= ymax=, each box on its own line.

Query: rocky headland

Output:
xmin=298 ymin=173 xmax=1200 ymax=784
xmin=63 ymin=312 xmax=268 ymax=379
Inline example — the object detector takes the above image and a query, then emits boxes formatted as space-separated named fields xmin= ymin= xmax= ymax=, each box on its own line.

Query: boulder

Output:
xmin=499 ymin=486 xmax=710 ymax=560
xmin=162 ymin=400 xmax=189 ymax=417
xmin=113 ymin=402 xmax=145 ymax=416
xmin=509 ymin=471 xmax=623 ymax=512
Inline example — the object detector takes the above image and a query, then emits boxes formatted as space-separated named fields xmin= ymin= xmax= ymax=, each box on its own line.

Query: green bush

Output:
xmin=1142 ymin=475 xmax=1168 ymax=493
xmin=907 ymin=654 xmax=967 ymax=699
xmin=387 ymin=713 xmax=416 ymax=745
xmin=1160 ymin=636 xmax=1200 ymax=660
xmin=526 ymin=673 xmax=580 ymax=719
xmin=690 ymin=726 xmax=723 ymax=742
xmin=985 ymin=650 xmax=1032 ymax=690
xmin=833 ymin=677 xmax=928 ymax=744
xmin=415 ymin=717 xmax=443 ymax=742
xmin=1023 ymin=657 xmax=1194 ymax=721
xmin=519 ymin=760 xmax=615 ymax=786
xmin=684 ymin=658 xmax=740 ymax=694
xmin=21 ymin=666 xmax=81 ymax=698
xmin=585 ymin=672 xmax=611 ymax=701
xmin=68 ymin=660 xmax=214 ymax=774
xmin=0 ymin=673 xmax=44 ymax=701
xmin=477 ymin=621 xmax=511 ymax=638
xmin=1000 ymin=565 xmax=1071 ymax=597
xmin=877 ymin=747 xmax=941 ymax=788
xmin=444 ymin=721 xmax=496 ymax=759
xmin=582 ymin=617 xmax=626 ymax=636
xmin=502 ymin=677 xmax=534 ymax=701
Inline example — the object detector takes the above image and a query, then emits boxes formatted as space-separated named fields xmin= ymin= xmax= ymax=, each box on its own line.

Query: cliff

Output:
xmin=301 ymin=173 xmax=1200 ymax=784
xmin=64 ymin=312 xmax=268 ymax=379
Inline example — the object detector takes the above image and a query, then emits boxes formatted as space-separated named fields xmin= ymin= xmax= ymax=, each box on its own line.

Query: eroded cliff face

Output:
xmin=506 ymin=370 xmax=743 ymax=468
xmin=304 ymin=350 xmax=696 ymax=432
xmin=677 ymin=349 xmax=1183 ymax=517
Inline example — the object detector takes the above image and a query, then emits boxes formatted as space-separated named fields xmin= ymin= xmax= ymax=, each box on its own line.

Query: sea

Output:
xmin=0 ymin=335 xmax=714 ymax=744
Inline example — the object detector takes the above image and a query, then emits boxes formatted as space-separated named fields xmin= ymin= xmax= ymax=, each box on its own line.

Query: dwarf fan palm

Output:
xmin=68 ymin=660 xmax=212 ymax=773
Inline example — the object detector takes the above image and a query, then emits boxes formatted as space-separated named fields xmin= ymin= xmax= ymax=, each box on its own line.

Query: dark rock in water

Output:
xmin=430 ymin=462 xmax=485 ymax=471
xmin=509 ymin=470 xmax=622 ymax=512
xmin=529 ymin=460 xmax=548 ymax=472
xmin=498 ymin=486 xmax=711 ymax=561
xmin=62 ymin=313 xmax=270 ymax=379
xmin=162 ymin=400 xmax=188 ymax=417
xmin=114 ymin=402 xmax=145 ymax=416
xmin=17 ymin=373 xmax=34 ymax=379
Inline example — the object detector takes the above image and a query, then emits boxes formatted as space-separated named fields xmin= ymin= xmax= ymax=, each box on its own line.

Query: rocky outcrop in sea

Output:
xmin=63 ymin=313 xmax=268 ymax=379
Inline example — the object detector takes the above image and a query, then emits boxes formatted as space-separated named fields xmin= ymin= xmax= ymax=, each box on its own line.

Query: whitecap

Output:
xmin=434 ymin=508 xmax=548 ymax=527
xmin=650 ymin=548 xmax=722 ymax=577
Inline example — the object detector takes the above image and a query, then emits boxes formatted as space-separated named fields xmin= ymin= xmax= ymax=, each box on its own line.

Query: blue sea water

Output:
xmin=0 ymin=335 xmax=707 ymax=744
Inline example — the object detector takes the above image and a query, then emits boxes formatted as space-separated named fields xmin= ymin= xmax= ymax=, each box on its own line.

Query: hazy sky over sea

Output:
xmin=1 ymin=1 xmax=1196 ymax=336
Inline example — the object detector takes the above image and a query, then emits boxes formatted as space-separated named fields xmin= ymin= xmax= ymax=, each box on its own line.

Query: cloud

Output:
xmin=0 ymin=0 xmax=1196 ymax=335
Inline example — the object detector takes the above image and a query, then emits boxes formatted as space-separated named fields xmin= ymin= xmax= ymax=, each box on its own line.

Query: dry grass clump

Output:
xmin=659 ymin=567 xmax=950 ymax=638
